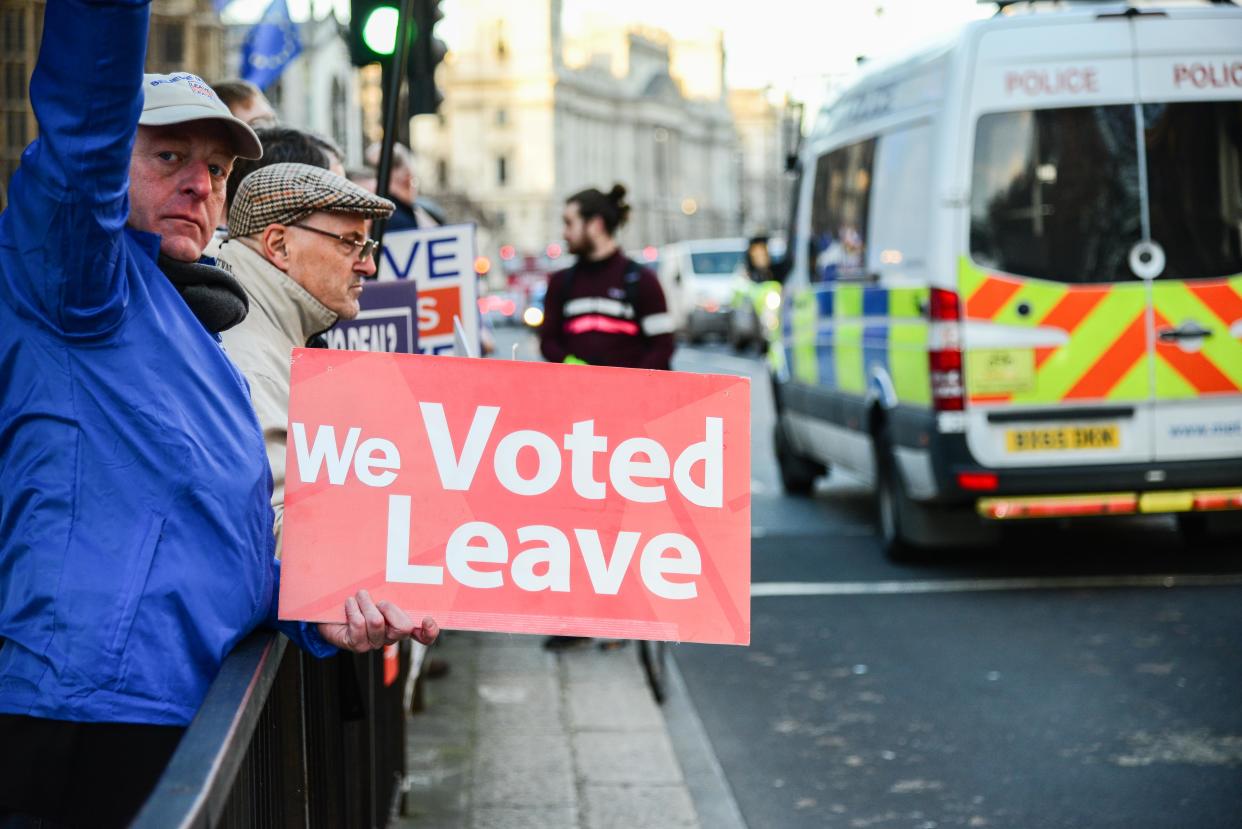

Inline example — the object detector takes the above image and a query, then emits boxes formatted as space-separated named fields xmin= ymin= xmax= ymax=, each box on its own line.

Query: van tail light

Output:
xmin=957 ymin=471 xmax=998 ymax=492
xmin=928 ymin=288 xmax=965 ymax=412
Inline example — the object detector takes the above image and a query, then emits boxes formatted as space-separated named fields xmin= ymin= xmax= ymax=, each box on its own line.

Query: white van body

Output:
xmin=658 ymin=237 xmax=748 ymax=341
xmin=771 ymin=1 xmax=1242 ymax=554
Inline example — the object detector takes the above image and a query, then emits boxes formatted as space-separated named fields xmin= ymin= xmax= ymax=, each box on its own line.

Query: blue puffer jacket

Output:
xmin=0 ymin=0 xmax=334 ymax=727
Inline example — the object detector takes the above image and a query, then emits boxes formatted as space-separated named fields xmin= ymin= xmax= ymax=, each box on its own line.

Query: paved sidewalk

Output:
xmin=395 ymin=631 xmax=700 ymax=829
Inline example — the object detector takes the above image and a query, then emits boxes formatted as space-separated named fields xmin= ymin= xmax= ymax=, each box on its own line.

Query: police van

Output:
xmin=770 ymin=0 xmax=1242 ymax=556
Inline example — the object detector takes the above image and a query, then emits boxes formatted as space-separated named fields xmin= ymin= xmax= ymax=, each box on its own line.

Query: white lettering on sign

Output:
xmin=384 ymin=500 xmax=703 ymax=599
xmin=1004 ymin=67 xmax=1099 ymax=96
xmin=674 ymin=416 xmax=723 ymax=508
xmin=1173 ymin=62 xmax=1242 ymax=89
xmin=291 ymin=423 xmax=401 ymax=488
xmin=418 ymin=403 xmax=499 ymax=490
xmin=349 ymin=323 xmax=399 ymax=352
xmin=576 ymin=528 xmax=641 ymax=595
xmin=417 ymin=404 xmax=724 ymax=506
xmin=386 ymin=494 xmax=443 ymax=584
xmin=494 ymin=430 xmax=562 ymax=496
xmin=294 ymin=403 xmax=723 ymax=602
xmin=447 ymin=521 xmax=508 ymax=588
xmin=323 ymin=325 xmax=402 ymax=352
xmin=512 ymin=525 xmax=571 ymax=592
xmin=610 ymin=438 xmax=669 ymax=503
xmin=417 ymin=296 xmax=440 ymax=332
xmin=355 ymin=438 xmax=401 ymax=487
xmin=564 ymin=419 xmax=608 ymax=499
xmin=640 ymin=533 xmax=702 ymax=600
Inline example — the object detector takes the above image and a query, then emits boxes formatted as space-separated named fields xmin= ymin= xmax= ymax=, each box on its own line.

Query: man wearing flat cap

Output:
xmin=219 ymin=163 xmax=395 ymax=553
xmin=0 ymin=2 xmax=434 ymax=824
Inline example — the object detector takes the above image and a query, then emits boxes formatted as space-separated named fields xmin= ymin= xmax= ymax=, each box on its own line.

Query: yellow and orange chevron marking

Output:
xmin=958 ymin=263 xmax=1242 ymax=406
xmin=1062 ymin=310 xmax=1148 ymax=400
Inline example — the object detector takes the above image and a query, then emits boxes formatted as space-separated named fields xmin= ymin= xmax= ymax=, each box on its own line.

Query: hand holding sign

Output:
xmin=315 ymin=588 xmax=440 ymax=652
xmin=280 ymin=349 xmax=750 ymax=646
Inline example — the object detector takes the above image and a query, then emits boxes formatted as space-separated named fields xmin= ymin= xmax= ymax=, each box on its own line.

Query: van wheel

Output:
xmin=874 ymin=445 xmax=918 ymax=559
xmin=873 ymin=437 xmax=954 ymax=561
xmin=874 ymin=440 xmax=999 ymax=560
xmin=774 ymin=420 xmax=823 ymax=496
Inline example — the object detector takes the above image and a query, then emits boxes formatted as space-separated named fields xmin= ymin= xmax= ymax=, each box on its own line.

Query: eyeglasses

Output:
xmin=290 ymin=223 xmax=379 ymax=262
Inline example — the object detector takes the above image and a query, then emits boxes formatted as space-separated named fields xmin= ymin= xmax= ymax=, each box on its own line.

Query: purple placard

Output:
xmin=324 ymin=280 xmax=420 ymax=354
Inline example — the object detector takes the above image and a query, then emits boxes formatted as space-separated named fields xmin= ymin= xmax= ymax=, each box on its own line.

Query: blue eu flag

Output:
xmin=240 ymin=0 xmax=302 ymax=91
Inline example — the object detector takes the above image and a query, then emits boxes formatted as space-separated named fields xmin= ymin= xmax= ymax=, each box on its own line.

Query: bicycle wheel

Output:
xmin=638 ymin=639 xmax=668 ymax=704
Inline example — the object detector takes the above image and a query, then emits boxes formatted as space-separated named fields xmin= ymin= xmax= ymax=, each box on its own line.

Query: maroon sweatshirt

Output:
xmin=538 ymin=250 xmax=675 ymax=370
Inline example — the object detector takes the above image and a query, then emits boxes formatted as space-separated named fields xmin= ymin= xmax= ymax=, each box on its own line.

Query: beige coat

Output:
xmin=218 ymin=239 xmax=337 ymax=555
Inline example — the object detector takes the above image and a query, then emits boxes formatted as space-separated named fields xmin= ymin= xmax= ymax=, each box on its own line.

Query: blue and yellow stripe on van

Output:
xmin=780 ymin=282 xmax=931 ymax=407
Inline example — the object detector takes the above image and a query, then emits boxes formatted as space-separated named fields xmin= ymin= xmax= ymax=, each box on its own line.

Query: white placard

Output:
xmin=376 ymin=222 xmax=478 ymax=356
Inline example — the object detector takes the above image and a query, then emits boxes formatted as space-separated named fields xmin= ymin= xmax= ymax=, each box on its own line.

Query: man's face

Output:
xmin=129 ymin=122 xmax=235 ymax=262
xmin=283 ymin=211 xmax=376 ymax=320
xmin=230 ymin=94 xmax=277 ymax=128
xmin=390 ymin=163 xmax=416 ymax=203
xmin=562 ymin=201 xmax=594 ymax=257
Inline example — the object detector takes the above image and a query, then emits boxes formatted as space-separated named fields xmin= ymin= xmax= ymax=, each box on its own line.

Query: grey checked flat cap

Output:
xmin=229 ymin=162 xmax=395 ymax=237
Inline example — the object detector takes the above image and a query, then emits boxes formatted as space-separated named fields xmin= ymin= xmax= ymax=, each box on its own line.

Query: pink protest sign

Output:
xmin=279 ymin=349 xmax=750 ymax=645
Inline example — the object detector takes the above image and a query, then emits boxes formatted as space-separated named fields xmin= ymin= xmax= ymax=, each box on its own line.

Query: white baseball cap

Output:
xmin=139 ymin=73 xmax=263 ymax=160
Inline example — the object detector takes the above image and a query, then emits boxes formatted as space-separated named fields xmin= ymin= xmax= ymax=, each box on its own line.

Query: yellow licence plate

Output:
xmin=1006 ymin=425 xmax=1121 ymax=452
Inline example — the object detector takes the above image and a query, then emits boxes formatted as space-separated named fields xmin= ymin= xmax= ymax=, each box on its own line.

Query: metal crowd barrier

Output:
xmin=133 ymin=632 xmax=411 ymax=828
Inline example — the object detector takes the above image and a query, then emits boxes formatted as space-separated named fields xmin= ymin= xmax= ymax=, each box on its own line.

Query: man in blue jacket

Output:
xmin=0 ymin=0 xmax=437 ymax=824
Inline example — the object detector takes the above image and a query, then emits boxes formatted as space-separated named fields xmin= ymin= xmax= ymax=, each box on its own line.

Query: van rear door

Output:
xmin=960 ymin=17 xmax=1156 ymax=469
xmin=1131 ymin=13 xmax=1242 ymax=464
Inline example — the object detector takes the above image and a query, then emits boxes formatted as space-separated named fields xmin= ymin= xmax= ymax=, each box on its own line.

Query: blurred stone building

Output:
xmin=728 ymin=86 xmax=800 ymax=240
xmin=0 ymin=0 xmax=224 ymax=209
xmin=410 ymin=0 xmax=742 ymax=259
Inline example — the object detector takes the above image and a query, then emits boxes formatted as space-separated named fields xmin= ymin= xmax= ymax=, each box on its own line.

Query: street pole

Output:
xmin=372 ymin=0 xmax=417 ymax=252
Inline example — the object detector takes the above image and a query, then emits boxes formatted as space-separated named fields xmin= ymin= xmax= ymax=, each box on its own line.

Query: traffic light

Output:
xmin=348 ymin=0 xmax=444 ymax=115
xmin=348 ymin=0 xmax=400 ymax=67
xmin=407 ymin=0 xmax=445 ymax=115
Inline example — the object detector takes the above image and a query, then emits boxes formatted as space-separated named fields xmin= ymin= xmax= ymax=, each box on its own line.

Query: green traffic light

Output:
xmin=362 ymin=6 xmax=399 ymax=56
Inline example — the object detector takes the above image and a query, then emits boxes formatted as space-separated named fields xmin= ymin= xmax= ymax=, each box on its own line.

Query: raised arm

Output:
xmin=29 ymin=0 xmax=148 ymax=199
xmin=1 ymin=0 xmax=150 ymax=332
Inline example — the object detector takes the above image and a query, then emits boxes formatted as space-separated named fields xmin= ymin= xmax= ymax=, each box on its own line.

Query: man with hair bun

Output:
xmin=539 ymin=183 xmax=675 ymax=371
xmin=538 ymin=183 xmax=675 ymax=651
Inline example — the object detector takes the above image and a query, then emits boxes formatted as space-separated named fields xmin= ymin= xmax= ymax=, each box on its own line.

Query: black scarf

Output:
xmin=158 ymin=254 xmax=249 ymax=334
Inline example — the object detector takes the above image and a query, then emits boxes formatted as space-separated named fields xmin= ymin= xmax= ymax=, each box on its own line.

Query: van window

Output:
xmin=1144 ymin=101 xmax=1242 ymax=280
xmin=809 ymin=138 xmax=876 ymax=282
xmin=970 ymin=106 xmax=1141 ymax=283
xmin=689 ymin=250 xmax=746 ymax=277
xmin=867 ymin=122 xmax=932 ymax=276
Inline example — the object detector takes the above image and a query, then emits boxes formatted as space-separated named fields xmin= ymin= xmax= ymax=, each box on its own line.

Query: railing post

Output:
xmin=135 ymin=633 xmax=417 ymax=827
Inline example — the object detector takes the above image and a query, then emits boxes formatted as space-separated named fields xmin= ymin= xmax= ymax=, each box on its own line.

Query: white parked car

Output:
xmin=657 ymin=238 xmax=748 ymax=343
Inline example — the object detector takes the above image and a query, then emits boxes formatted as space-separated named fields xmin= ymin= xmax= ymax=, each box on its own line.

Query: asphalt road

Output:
xmin=491 ymin=326 xmax=1242 ymax=829
xmin=668 ymin=339 xmax=1242 ymax=829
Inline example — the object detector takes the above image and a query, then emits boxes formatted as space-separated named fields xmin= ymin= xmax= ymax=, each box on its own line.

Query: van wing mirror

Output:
xmin=782 ymin=101 xmax=805 ymax=173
